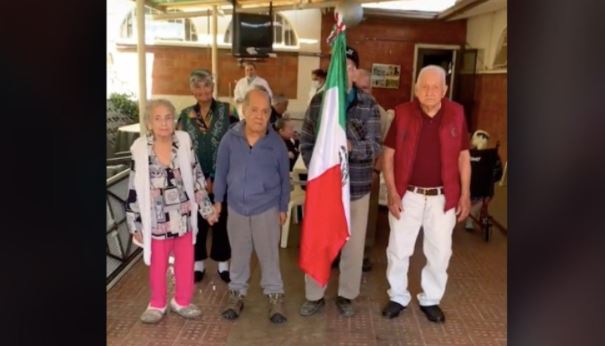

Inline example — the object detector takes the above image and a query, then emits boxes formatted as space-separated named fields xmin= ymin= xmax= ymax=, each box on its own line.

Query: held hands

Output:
xmin=456 ymin=193 xmax=471 ymax=222
xmin=387 ymin=190 xmax=403 ymax=220
xmin=207 ymin=211 xmax=218 ymax=226
xmin=280 ymin=212 xmax=287 ymax=225
xmin=207 ymin=203 xmax=222 ymax=226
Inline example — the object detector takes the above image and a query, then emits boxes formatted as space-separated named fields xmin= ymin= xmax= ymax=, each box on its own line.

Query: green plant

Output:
xmin=108 ymin=93 xmax=138 ymax=123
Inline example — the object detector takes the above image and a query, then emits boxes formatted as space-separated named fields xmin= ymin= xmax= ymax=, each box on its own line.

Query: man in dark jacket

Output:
xmin=298 ymin=46 xmax=382 ymax=318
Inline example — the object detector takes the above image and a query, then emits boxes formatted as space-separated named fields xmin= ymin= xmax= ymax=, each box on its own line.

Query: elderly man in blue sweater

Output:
xmin=213 ymin=86 xmax=290 ymax=324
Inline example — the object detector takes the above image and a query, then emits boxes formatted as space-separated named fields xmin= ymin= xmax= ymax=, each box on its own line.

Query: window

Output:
xmin=119 ymin=6 xmax=199 ymax=43
xmin=224 ymin=12 xmax=298 ymax=48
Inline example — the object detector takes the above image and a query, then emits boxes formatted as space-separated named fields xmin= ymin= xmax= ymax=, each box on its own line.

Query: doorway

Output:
xmin=411 ymin=44 xmax=460 ymax=101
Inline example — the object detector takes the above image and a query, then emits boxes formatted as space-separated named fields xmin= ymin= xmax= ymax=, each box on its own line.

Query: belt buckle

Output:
xmin=416 ymin=186 xmax=440 ymax=196
xmin=411 ymin=186 xmax=426 ymax=195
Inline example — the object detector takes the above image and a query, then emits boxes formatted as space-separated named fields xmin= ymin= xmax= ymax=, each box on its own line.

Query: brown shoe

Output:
xmin=222 ymin=290 xmax=244 ymax=320
xmin=267 ymin=293 xmax=287 ymax=324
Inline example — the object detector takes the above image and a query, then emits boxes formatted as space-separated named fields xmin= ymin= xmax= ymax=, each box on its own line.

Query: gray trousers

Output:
xmin=227 ymin=206 xmax=284 ymax=295
xmin=305 ymin=193 xmax=370 ymax=300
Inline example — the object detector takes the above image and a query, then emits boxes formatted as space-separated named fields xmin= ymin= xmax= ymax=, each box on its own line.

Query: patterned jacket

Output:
xmin=300 ymin=86 xmax=382 ymax=200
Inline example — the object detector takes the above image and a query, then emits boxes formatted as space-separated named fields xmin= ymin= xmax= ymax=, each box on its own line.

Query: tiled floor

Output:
xmin=107 ymin=207 xmax=507 ymax=345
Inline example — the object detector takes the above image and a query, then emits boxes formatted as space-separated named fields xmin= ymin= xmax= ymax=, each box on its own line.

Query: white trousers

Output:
xmin=386 ymin=190 xmax=456 ymax=307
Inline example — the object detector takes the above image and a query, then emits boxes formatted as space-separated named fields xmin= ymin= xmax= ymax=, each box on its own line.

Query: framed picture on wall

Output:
xmin=371 ymin=63 xmax=401 ymax=89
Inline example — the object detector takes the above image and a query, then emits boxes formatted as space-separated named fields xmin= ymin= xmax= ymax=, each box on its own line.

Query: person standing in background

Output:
xmin=308 ymin=68 xmax=327 ymax=104
xmin=299 ymin=47 xmax=381 ymax=318
xmin=270 ymin=94 xmax=289 ymax=124
xmin=274 ymin=117 xmax=300 ymax=171
xmin=233 ymin=62 xmax=273 ymax=117
xmin=177 ymin=69 xmax=238 ymax=284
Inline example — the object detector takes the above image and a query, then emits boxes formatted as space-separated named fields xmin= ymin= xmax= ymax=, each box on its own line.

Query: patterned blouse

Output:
xmin=125 ymin=134 xmax=214 ymax=239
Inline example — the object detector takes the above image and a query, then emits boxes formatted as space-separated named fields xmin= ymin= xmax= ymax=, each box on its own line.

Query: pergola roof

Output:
xmin=141 ymin=0 xmax=502 ymax=20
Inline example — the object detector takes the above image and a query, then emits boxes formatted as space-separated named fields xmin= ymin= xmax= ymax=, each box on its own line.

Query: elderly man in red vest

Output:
xmin=381 ymin=65 xmax=471 ymax=323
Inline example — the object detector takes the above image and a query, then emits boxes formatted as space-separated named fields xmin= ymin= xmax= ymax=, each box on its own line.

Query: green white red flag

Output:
xmin=298 ymin=14 xmax=350 ymax=286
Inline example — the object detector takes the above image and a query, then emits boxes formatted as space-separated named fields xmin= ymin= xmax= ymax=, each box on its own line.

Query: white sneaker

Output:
xmin=170 ymin=298 xmax=201 ymax=319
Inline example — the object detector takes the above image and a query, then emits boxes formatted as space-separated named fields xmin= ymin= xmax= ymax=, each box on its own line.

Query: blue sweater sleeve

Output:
xmin=277 ymin=139 xmax=290 ymax=213
xmin=213 ymin=134 xmax=230 ymax=204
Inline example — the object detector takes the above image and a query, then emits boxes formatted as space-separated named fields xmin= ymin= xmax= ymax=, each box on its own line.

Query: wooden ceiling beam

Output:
xmin=148 ymin=0 xmax=446 ymax=19
xmin=157 ymin=0 xmax=231 ymax=9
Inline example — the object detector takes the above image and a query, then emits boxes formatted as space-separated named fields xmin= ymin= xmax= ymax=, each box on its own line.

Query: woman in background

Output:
xmin=177 ymin=69 xmax=239 ymax=284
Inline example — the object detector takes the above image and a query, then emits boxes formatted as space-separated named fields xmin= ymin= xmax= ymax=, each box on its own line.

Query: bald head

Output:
xmin=243 ymin=85 xmax=271 ymax=108
xmin=243 ymin=87 xmax=271 ymax=135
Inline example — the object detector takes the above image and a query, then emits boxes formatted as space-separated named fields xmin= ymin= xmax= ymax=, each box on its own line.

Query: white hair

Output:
xmin=144 ymin=99 xmax=176 ymax=127
xmin=416 ymin=65 xmax=447 ymax=87
xmin=189 ymin=69 xmax=214 ymax=88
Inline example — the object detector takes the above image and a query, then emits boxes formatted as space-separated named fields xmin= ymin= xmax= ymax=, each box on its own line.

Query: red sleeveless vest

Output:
xmin=389 ymin=98 xmax=468 ymax=212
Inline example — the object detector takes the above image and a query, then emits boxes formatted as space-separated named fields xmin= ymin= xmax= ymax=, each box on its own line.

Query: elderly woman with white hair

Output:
xmin=125 ymin=99 xmax=218 ymax=324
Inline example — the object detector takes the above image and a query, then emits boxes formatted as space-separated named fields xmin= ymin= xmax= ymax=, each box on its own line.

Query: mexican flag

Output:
xmin=298 ymin=29 xmax=350 ymax=286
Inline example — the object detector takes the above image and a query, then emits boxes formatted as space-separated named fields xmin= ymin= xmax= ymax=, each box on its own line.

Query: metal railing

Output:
xmin=106 ymin=165 xmax=141 ymax=289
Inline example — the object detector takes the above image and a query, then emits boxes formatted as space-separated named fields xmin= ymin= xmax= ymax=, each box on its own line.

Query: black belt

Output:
xmin=407 ymin=186 xmax=444 ymax=196
xmin=349 ymin=159 xmax=373 ymax=164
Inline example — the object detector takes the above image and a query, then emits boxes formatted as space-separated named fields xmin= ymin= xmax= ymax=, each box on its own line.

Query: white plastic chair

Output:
xmin=281 ymin=172 xmax=306 ymax=248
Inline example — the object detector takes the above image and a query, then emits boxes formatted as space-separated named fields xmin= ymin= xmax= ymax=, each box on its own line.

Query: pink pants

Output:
xmin=149 ymin=231 xmax=194 ymax=309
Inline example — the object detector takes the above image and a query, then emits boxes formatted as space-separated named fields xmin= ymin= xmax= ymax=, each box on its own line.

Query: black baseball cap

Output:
xmin=345 ymin=46 xmax=359 ymax=68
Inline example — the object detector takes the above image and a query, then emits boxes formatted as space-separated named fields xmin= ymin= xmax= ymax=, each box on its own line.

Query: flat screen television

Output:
xmin=232 ymin=12 xmax=273 ymax=57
